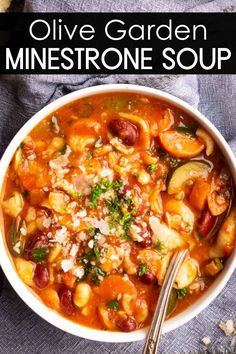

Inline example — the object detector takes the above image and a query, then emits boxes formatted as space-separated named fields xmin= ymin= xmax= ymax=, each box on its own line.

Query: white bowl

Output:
xmin=0 ymin=84 xmax=236 ymax=343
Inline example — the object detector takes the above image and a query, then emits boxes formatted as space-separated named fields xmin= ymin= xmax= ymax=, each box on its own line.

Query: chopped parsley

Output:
xmin=89 ymin=185 xmax=103 ymax=208
xmin=106 ymin=198 xmax=121 ymax=212
xmin=89 ymin=178 xmax=113 ymax=208
xmin=91 ymin=266 xmax=106 ymax=285
xmin=87 ymin=151 xmax=93 ymax=160
xmin=100 ymin=178 xmax=112 ymax=191
xmin=88 ymin=227 xmax=94 ymax=234
xmin=138 ymin=263 xmax=148 ymax=276
xmin=122 ymin=212 xmax=134 ymax=231
xmin=93 ymin=244 xmax=100 ymax=261
xmin=106 ymin=299 xmax=119 ymax=310
xmin=155 ymin=242 xmax=166 ymax=250
xmin=71 ymin=191 xmax=82 ymax=200
xmin=120 ymin=233 xmax=131 ymax=240
xmin=31 ymin=248 xmax=48 ymax=263
xmin=176 ymin=287 xmax=189 ymax=299
xmin=112 ymin=180 xmax=123 ymax=190
xmin=147 ymin=164 xmax=158 ymax=174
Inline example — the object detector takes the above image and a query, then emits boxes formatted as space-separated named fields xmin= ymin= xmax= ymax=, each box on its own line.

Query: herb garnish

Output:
xmin=176 ymin=287 xmax=189 ymax=299
xmin=138 ymin=263 xmax=148 ymax=276
xmin=87 ymin=151 xmax=93 ymax=160
xmin=147 ymin=164 xmax=158 ymax=174
xmin=31 ymin=248 xmax=48 ymax=263
xmin=106 ymin=198 xmax=121 ymax=212
xmin=155 ymin=242 xmax=166 ymax=250
xmin=106 ymin=300 xmax=119 ymax=310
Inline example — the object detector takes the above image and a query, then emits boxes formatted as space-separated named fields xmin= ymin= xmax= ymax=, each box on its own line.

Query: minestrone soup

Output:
xmin=1 ymin=92 xmax=235 ymax=332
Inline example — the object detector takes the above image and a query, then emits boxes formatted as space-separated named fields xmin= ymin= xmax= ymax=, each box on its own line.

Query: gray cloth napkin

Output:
xmin=0 ymin=1 xmax=236 ymax=354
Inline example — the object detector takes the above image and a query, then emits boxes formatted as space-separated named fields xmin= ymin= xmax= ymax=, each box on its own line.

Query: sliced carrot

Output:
xmin=159 ymin=131 xmax=205 ymax=158
xmin=94 ymin=275 xmax=136 ymax=301
xmin=189 ymin=180 xmax=211 ymax=210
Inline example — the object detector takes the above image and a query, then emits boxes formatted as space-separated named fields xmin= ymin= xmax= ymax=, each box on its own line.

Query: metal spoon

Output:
xmin=142 ymin=249 xmax=188 ymax=354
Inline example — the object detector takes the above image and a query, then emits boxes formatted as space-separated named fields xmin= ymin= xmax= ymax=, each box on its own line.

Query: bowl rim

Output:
xmin=0 ymin=83 xmax=235 ymax=343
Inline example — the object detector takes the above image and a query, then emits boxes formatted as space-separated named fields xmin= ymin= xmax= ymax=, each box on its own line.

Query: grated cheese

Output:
xmin=61 ymin=259 xmax=74 ymax=272
xmin=201 ymin=336 xmax=211 ymax=345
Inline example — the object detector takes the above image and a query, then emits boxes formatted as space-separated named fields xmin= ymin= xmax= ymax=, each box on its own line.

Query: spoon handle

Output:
xmin=142 ymin=249 xmax=188 ymax=354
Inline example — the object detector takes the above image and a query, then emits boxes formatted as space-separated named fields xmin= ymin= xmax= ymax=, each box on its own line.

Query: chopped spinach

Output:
xmin=175 ymin=126 xmax=196 ymax=137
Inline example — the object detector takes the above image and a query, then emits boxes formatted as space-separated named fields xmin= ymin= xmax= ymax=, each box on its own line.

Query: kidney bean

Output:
xmin=139 ymin=270 xmax=156 ymax=285
xmin=197 ymin=208 xmax=216 ymax=237
xmin=58 ymin=287 xmax=75 ymax=316
xmin=109 ymin=119 xmax=139 ymax=146
xmin=117 ymin=315 xmax=137 ymax=332
xmin=33 ymin=264 xmax=49 ymax=288
xmin=139 ymin=235 xmax=152 ymax=248
xmin=24 ymin=233 xmax=49 ymax=260
xmin=138 ymin=228 xmax=152 ymax=248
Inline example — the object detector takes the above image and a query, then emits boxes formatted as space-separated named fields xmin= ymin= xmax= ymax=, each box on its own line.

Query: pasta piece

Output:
xmin=196 ymin=128 xmax=214 ymax=156
xmin=140 ymin=151 xmax=158 ymax=165
xmin=137 ymin=169 xmax=150 ymax=185
xmin=138 ymin=249 xmax=172 ymax=285
xmin=42 ymin=137 xmax=65 ymax=159
xmin=14 ymin=258 xmax=35 ymax=286
xmin=72 ymin=119 xmax=101 ymax=132
xmin=118 ymin=112 xmax=151 ymax=150
xmin=122 ymin=294 xmax=135 ymax=315
xmin=110 ymin=137 xmax=134 ymax=155
xmin=149 ymin=180 xmax=165 ymax=215
xmin=68 ymin=135 xmax=95 ymax=153
xmin=149 ymin=216 xmax=186 ymax=250
xmin=209 ymin=207 xmax=236 ymax=258
xmin=174 ymin=258 xmax=199 ymax=289
xmin=14 ymin=148 xmax=22 ymax=171
xmin=165 ymin=200 xmax=195 ymax=234
xmin=93 ymin=144 xmax=113 ymax=157
xmin=2 ymin=192 xmax=24 ymax=218
xmin=157 ymin=252 xmax=172 ymax=285
xmin=123 ymin=252 xmax=138 ymax=275
xmin=134 ymin=299 xmax=149 ymax=322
